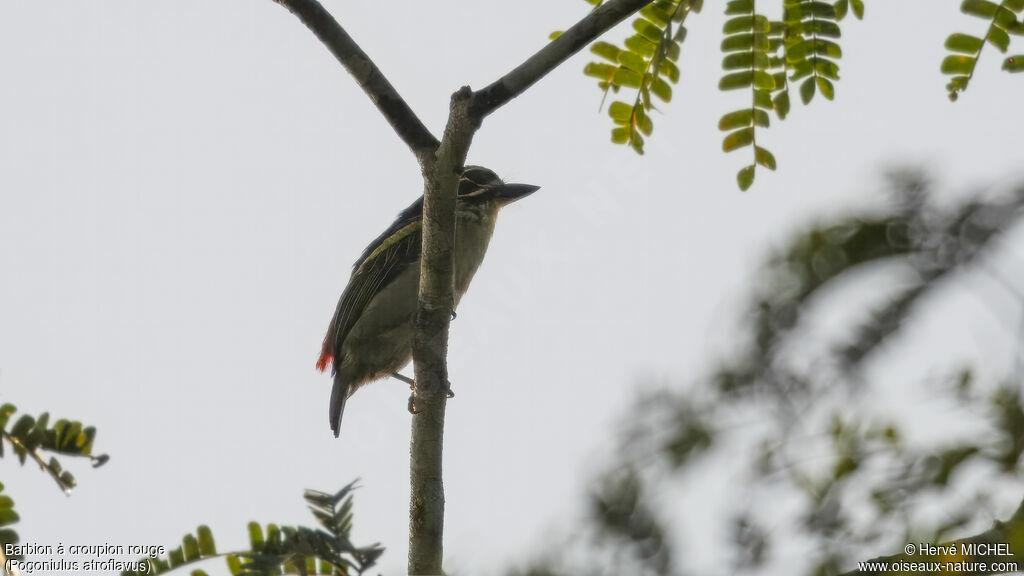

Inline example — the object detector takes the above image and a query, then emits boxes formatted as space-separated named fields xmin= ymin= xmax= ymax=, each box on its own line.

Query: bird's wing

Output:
xmin=318 ymin=199 xmax=424 ymax=372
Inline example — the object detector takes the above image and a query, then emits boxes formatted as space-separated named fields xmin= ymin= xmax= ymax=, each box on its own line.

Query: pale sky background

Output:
xmin=1 ymin=1 xmax=1023 ymax=575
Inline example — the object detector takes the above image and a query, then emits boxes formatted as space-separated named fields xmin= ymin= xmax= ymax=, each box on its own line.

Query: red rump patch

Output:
xmin=316 ymin=351 xmax=333 ymax=372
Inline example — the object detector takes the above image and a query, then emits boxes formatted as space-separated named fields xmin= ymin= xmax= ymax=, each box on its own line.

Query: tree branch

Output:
xmin=271 ymin=0 xmax=440 ymax=157
xmin=842 ymin=498 xmax=1024 ymax=576
xmin=408 ymin=87 xmax=479 ymax=576
xmin=469 ymin=0 xmax=655 ymax=121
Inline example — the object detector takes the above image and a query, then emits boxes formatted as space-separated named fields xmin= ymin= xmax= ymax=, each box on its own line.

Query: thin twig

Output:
xmin=271 ymin=0 xmax=440 ymax=157
xmin=1 ymin=431 xmax=72 ymax=494
xmin=469 ymin=0 xmax=655 ymax=120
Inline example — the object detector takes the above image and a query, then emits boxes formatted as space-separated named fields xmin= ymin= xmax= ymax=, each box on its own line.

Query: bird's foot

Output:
xmin=403 ymin=376 xmax=454 ymax=414
xmin=450 ymin=309 xmax=457 ymax=321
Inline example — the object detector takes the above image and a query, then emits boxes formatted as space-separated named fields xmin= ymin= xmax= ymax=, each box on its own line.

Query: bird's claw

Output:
xmin=450 ymin=310 xmax=457 ymax=321
xmin=407 ymin=380 xmax=454 ymax=414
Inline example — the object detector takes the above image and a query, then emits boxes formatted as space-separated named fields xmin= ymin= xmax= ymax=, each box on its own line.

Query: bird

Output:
xmin=317 ymin=165 xmax=540 ymax=437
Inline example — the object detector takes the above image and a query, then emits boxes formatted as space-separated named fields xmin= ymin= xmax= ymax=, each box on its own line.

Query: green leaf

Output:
xmin=722 ymin=52 xmax=755 ymax=70
xmin=630 ymin=131 xmax=645 ymax=154
xmin=197 ymin=525 xmax=216 ymax=555
xmin=590 ymin=41 xmax=622 ymax=63
xmin=946 ymin=75 xmax=970 ymax=99
xmin=737 ymin=165 xmax=756 ymax=191
xmin=945 ymin=33 xmax=984 ymax=53
xmin=660 ymin=60 xmax=680 ymax=82
xmin=722 ymin=34 xmax=755 ymax=52
xmin=987 ymin=26 xmax=1011 ymax=52
xmin=10 ymin=415 xmax=33 ymax=440
xmin=617 ymin=50 xmax=647 ymax=72
xmin=755 ymin=146 xmax=777 ymax=170
xmin=1003 ymin=55 xmax=1024 ymax=71
xmin=719 ymin=70 xmax=754 ymax=90
xmin=612 ymin=68 xmax=644 ymax=87
xmin=248 ymin=522 xmax=264 ymax=552
xmin=834 ymin=0 xmax=849 ymax=19
xmin=0 ymin=510 xmax=19 ymax=528
xmin=633 ymin=19 xmax=663 ymax=42
xmin=817 ymin=76 xmax=835 ymax=99
xmin=791 ymin=19 xmax=842 ymax=38
xmin=636 ymin=108 xmax=654 ymax=136
xmin=789 ymin=60 xmax=814 ymax=82
xmin=789 ymin=39 xmax=843 ymax=60
xmin=851 ymin=0 xmax=864 ymax=18
xmin=611 ymin=127 xmax=631 ymax=144
xmin=625 ymin=35 xmax=657 ymax=57
xmin=0 ymin=404 xmax=15 ymax=430
xmin=584 ymin=62 xmax=617 ymax=81
xmin=941 ymin=54 xmax=976 ymax=74
xmin=719 ymin=109 xmax=754 ymax=130
xmin=549 ymin=30 xmax=563 ymax=40
xmin=651 ymin=78 xmax=672 ymax=102
xmin=183 ymin=534 xmax=200 ymax=561
xmin=724 ymin=16 xmax=755 ymax=34
xmin=753 ymin=70 xmax=776 ymax=90
xmin=803 ymin=2 xmax=838 ymax=19
xmin=641 ymin=3 xmax=673 ymax=26
xmin=609 ymin=101 xmax=633 ymax=123
xmin=800 ymin=77 xmax=816 ymax=103
xmin=774 ymin=91 xmax=791 ymax=119
xmin=726 ymin=0 xmax=754 ymax=15
xmin=960 ymin=0 xmax=999 ymax=19
xmin=815 ymin=59 xmax=841 ymax=80
xmin=753 ymin=89 xmax=773 ymax=109
xmin=723 ymin=127 xmax=755 ymax=151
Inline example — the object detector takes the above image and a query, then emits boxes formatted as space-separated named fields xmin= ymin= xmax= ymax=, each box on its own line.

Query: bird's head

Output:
xmin=457 ymin=165 xmax=540 ymax=209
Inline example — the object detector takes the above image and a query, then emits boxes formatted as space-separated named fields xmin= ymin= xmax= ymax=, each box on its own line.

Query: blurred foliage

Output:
xmin=121 ymin=482 xmax=384 ymax=576
xmin=569 ymin=0 xmax=1024 ymax=188
xmin=507 ymin=174 xmax=1024 ymax=575
xmin=0 ymin=402 xmax=109 ymax=554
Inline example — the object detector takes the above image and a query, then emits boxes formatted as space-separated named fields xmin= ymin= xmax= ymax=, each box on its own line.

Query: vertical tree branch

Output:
xmin=408 ymin=87 xmax=479 ymax=576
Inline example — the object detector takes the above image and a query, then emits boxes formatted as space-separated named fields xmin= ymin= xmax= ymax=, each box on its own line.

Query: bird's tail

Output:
xmin=330 ymin=372 xmax=350 ymax=438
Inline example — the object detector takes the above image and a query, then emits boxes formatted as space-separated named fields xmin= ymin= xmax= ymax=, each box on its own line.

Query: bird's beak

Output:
xmin=495 ymin=183 xmax=541 ymax=205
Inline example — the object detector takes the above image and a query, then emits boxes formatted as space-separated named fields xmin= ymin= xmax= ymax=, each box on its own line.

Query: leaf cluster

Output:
xmin=573 ymin=0 xmax=1023 ymax=189
xmin=0 ymin=402 xmax=108 ymax=493
xmin=0 ymin=402 xmax=109 ymax=553
xmin=570 ymin=0 xmax=864 ymax=190
xmin=941 ymin=0 xmax=1024 ymax=100
xmin=565 ymin=0 xmax=701 ymax=153
xmin=121 ymin=482 xmax=384 ymax=576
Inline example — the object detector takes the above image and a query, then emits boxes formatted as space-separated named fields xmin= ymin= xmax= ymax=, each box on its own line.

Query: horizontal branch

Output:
xmin=469 ymin=0 xmax=655 ymax=120
xmin=272 ymin=0 xmax=440 ymax=156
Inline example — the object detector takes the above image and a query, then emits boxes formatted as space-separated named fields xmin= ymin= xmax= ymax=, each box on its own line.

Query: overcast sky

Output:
xmin=1 ymin=1 xmax=1022 ymax=575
